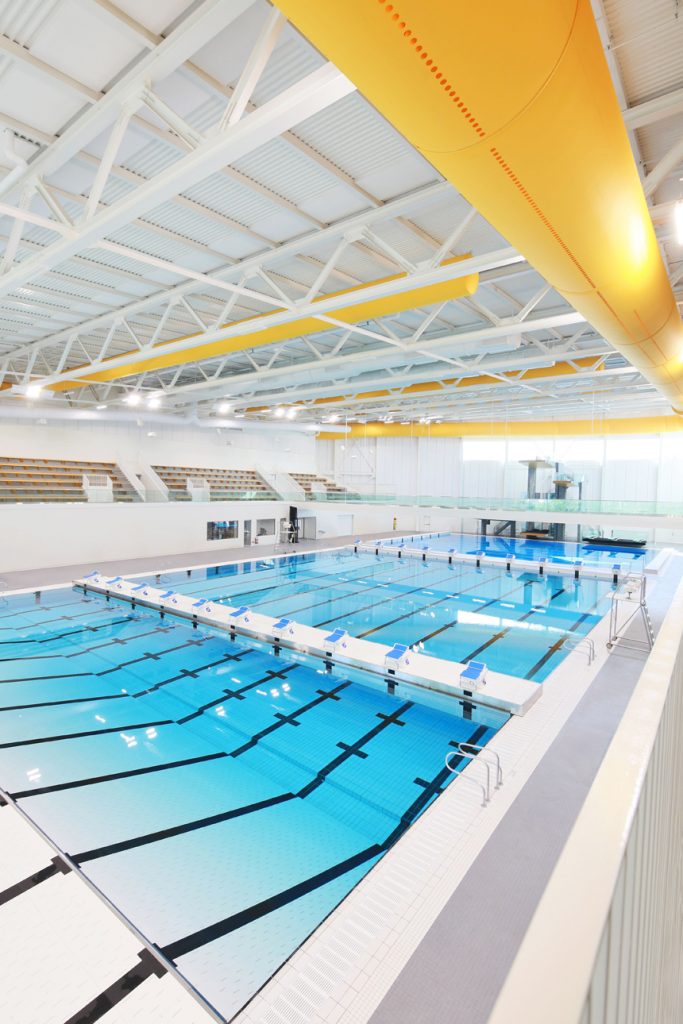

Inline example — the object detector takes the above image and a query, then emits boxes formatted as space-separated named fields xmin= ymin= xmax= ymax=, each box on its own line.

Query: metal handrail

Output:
xmin=445 ymin=750 xmax=488 ymax=806
xmin=562 ymin=634 xmax=596 ymax=664
xmin=457 ymin=742 xmax=503 ymax=789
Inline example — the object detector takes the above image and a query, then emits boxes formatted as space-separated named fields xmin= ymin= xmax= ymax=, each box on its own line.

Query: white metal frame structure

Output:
xmin=0 ymin=0 xmax=679 ymax=428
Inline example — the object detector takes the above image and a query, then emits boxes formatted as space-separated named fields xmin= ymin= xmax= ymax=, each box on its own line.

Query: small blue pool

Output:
xmin=0 ymin=587 xmax=507 ymax=1021
xmin=385 ymin=531 xmax=655 ymax=567
xmin=144 ymin=547 xmax=614 ymax=683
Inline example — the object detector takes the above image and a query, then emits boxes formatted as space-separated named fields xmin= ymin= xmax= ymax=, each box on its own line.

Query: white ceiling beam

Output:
xmin=0 ymin=63 xmax=355 ymax=304
xmin=0 ymin=0 xmax=258 ymax=200
xmin=153 ymin=311 xmax=589 ymax=405
xmin=2 ymin=181 xmax=452 ymax=367
xmin=644 ymin=137 xmax=683 ymax=197
xmin=623 ymin=86 xmax=683 ymax=130
xmin=47 ymin=247 xmax=525 ymax=387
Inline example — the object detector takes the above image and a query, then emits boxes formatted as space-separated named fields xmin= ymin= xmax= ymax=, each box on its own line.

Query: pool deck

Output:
xmin=1 ymin=545 xmax=680 ymax=1024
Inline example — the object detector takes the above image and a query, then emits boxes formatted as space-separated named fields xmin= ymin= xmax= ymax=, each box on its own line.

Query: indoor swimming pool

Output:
xmin=143 ymin=547 xmax=614 ymax=683
xmin=386 ymin=532 xmax=655 ymax=567
xmin=0 ymin=587 xmax=506 ymax=1021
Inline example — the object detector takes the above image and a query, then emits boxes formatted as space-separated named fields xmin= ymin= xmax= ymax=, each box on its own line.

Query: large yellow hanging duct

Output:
xmin=275 ymin=0 xmax=683 ymax=412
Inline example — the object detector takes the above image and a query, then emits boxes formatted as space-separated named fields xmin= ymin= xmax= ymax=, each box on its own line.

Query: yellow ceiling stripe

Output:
xmin=317 ymin=415 xmax=683 ymax=440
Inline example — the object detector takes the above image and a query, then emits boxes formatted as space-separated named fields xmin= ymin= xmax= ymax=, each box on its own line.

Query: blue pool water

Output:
xmin=144 ymin=547 xmax=614 ymax=683
xmin=386 ymin=531 xmax=654 ymax=567
xmin=0 ymin=587 xmax=507 ymax=1021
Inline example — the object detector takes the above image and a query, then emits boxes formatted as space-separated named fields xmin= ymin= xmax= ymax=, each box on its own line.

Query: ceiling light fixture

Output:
xmin=96 ymin=404 xmax=108 ymax=411
xmin=286 ymin=407 xmax=298 ymax=419
xmin=125 ymin=393 xmax=141 ymax=406
xmin=217 ymin=401 xmax=231 ymax=414
xmin=147 ymin=395 xmax=162 ymax=410
xmin=25 ymin=383 xmax=42 ymax=399
xmin=274 ymin=407 xmax=285 ymax=418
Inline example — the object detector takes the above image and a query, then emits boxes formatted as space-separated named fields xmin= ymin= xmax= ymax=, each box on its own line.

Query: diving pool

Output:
xmin=0 ymin=586 xmax=507 ymax=1021
xmin=385 ymin=531 xmax=655 ymax=567
xmin=143 ymin=547 xmax=614 ymax=683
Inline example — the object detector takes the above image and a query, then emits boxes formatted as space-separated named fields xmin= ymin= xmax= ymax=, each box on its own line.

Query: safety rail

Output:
xmin=561 ymin=634 xmax=596 ymax=664
xmin=445 ymin=744 xmax=503 ymax=806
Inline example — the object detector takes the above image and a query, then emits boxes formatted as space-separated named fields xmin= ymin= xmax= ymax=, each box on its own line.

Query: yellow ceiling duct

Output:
xmin=50 ymin=257 xmax=478 ymax=391
xmin=275 ymin=0 xmax=683 ymax=412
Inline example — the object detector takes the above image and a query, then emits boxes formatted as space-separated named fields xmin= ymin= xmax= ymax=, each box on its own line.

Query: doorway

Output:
xmin=243 ymin=519 xmax=252 ymax=546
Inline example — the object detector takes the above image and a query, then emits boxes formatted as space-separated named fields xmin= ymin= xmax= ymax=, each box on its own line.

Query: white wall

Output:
xmin=317 ymin=432 xmax=681 ymax=511
xmin=319 ymin=436 xmax=462 ymax=498
xmin=0 ymin=500 xmax=290 ymax=573
xmin=0 ymin=417 xmax=317 ymax=475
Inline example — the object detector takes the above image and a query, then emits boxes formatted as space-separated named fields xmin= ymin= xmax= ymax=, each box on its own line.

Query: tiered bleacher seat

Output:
xmin=0 ymin=457 xmax=138 ymax=503
xmin=152 ymin=465 xmax=277 ymax=501
xmin=291 ymin=472 xmax=352 ymax=497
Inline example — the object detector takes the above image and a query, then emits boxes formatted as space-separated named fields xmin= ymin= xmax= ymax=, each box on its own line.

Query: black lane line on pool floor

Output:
xmin=0 ymin=719 xmax=173 ymax=750
xmin=173 ymin=662 xmax=300 ymax=723
xmin=95 ymin=635 xmax=210 ymax=676
xmin=10 ymin=751 xmax=229 ymax=800
xmin=158 ymin=721 xmax=488 ymax=964
xmin=130 ymin=648 xmax=255 ymax=698
xmin=8 ymin=662 xmax=300 ymax=799
xmin=522 ymin=589 xmax=607 ymax=680
xmin=171 ymin=556 xmax=399 ymax=610
xmin=0 ymin=691 xmax=130 ymax=713
xmin=256 ymin=561 xmax=459 ymax=626
xmin=455 ymin=586 xmax=567 ymax=665
xmin=0 ymin=601 xmax=112 ymax=632
xmin=68 ymin=698 xmax=411 ymax=866
xmin=0 ymin=617 xmax=151 ymax=660
xmin=356 ymin=571 xmax=527 ymax=641
xmin=312 ymin=563 xmax=486 ymax=630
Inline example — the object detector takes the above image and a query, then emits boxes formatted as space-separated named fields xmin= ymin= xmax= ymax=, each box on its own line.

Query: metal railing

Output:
xmin=561 ymin=634 xmax=596 ymax=664
xmin=445 ymin=743 xmax=503 ymax=806
xmin=488 ymin=576 xmax=683 ymax=1024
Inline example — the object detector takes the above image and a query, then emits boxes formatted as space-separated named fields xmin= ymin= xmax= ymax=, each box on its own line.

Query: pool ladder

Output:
xmin=561 ymin=635 xmax=596 ymax=664
xmin=445 ymin=743 xmax=503 ymax=807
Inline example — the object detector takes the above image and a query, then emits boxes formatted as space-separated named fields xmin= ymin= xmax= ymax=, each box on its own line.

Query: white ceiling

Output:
xmin=0 ymin=0 xmax=680 ymax=429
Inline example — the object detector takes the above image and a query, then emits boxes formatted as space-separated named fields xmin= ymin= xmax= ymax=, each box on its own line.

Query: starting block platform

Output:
xmin=73 ymin=571 xmax=542 ymax=717
xmin=353 ymin=539 xmax=640 ymax=584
